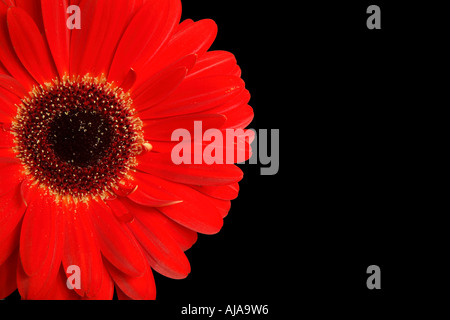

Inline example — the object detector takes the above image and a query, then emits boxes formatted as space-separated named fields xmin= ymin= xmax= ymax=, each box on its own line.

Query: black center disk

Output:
xmin=49 ymin=110 xmax=113 ymax=167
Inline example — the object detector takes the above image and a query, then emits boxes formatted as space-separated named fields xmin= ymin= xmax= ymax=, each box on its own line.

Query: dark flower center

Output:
xmin=49 ymin=109 xmax=113 ymax=167
xmin=12 ymin=75 xmax=144 ymax=201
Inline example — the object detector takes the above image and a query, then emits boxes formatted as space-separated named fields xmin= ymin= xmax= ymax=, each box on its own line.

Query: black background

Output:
xmin=3 ymin=0 xmax=446 ymax=317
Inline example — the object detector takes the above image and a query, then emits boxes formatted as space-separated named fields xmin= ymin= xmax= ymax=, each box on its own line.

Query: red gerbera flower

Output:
xmin=0 ymin=0 xmax=253 ymax=300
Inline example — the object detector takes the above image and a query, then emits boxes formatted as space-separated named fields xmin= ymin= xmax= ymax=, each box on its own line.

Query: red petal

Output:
xmin=19 ymin=189 xmax=62 ymax=278
xmin=0 ymin=61 xmax=8 ymax=75
xmin=0 ymin=3 xmax=36 ymax=90
xmin=120 ymin=68 xmax=137 ymax=93
xmin=0 ymin=219 xmax=20 ymax=267
xmin=138 ymin=75 xmax=245 ymax=119
xmin=17 ymin=211 xmax=63 ymax=300
xmin=0 ymin=127 xmax=14 ymax=149
xmin=0 ymin=158 xmax=22 ymax=196
xmin=221 ymin=104 xmax=254 ymax=129
xmin=0 ymin=110 xmax=12 ymax=123
xmin=192 ymin=183 xmax=240 ymax=201
xmin=142 ymin=114 xmax=226 ymax=141
xmin=82 ymin=262 xmax=114 ymax=300
xmin=112 ymin=177 xmax=137 ymax=197
xmin=129 ymin=172 xmax=182 ymax=207
xmin=105 ymin=197 xmax=134 ymax=223
xmin=38 ymin=265 xmax=81 ymax=300
xmin=7 ymin=7 xmax=57 ymax=83
xmin=135 ymin=19 xmax=217 ymax=88
xmin=14 ymin=0 xmax=45 ymax=34
xmin=69 ymin=0 xmax=107 ymax=76
xmin=132 ymin=53 xmax=197 ymax=103
xmin=88 ymin=0 xmax=135 ymax=77
xmin=132 ymin=66 xmax=187 ymax=112
xmin=128 ymin=211 xmax=191 ymax=279
xmin=69 ymin=0 xmax=133 ymax=77
xmin=120 ymin=198 xmax=198 ymax=251
xmin=62 ymin=201 xmax=103 ymax=298
xmin=133 ymin=173 xmax=223 ymax=234
xmin=176 ymin=19 xmax=194 ymax=33
xmin=108 ymin=0 xmax=181 ymax=84
xmin=88 ymin=199 xmax=147 ymax=277
xmin=104 ymin=259 xmax=156 ymax=300
xmin=41 ymin=0 xmax=70 ymax=78
xmin=137 ymin=152 xmax=243 ymax=186
xmin=0 ymin=74 xmax=27 ymax=98
xmin=0 ymin=181 xmax=26 ymax=239
xmin=0 ymin=249 xmax=18 ymax=299
xmin=0 ymin=86 xmax=20 ymax=119
xmin=211 ymin=198 xmax=231 ymax=218
xmin=0 ymin=143 xmax=17 ymax=158
xmin=187 ymin=51 xmax=239 ymax=79
xmin=127 ymin=187 xmax=180 ymax=207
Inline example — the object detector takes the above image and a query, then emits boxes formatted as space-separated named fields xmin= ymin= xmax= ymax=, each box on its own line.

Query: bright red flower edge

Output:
xmin=0 ymin=0 xmax=253 ymax=300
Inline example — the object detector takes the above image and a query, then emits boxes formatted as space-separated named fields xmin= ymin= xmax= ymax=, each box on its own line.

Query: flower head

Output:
xmin=0 ymin=0 xmax=253 ymax=300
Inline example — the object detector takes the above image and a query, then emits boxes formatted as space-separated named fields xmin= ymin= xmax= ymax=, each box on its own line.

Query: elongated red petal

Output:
xmin=105 ymin=197 xmax=133 ymax=223
xmin=69 ymin=0 xmax=105 ymax=76
xmin=221 ymin=104 xmax=254 ymax=129
xmin=127 ymin=187 xmax=180 ymax=207
xmin=88 ymin=0 xmax=135 ymax=77
xmin=17 ymin=217 xmax=63 ymax=300
xmin=19 ymin=187 xmax=63 ymax=290
xmin=135 ymin=19 xmax=217 ymax=88
xmin=70 ymin=0 xmax=134 ymax=77
xmin=128 ymin=213 xmax=191 ymax=279
xmin=38 ymin=266 xmax=81 ymax=300
xmin=0 ymin=180 xmax=26 ymax=240
xmin=0 ymin=3 xmax=36 ymax=90
xmin=0 ymin=85 xmax=20 ymax=119
xmin=7 ymin=7 xmax=57 ymax=83
xmin=0 ymin=74 xmax=27 ymax=98
xmin=82 ymin=262 xmax=114 ymax=300
xmin=88 ymin=199 xmax=147 ymax=277
xmin=187 ymin=51 xmax=239 ymax=79
xmin=20 ymin=188 xmax=51 ymax=276
xmin=0 ymin=159 xmax=22 ymax=197
xmin=62 ymin=201 xmax=103 ymax=298
xmin=137 ymin=152 xmax=243 ymax=186
xmin=192 ymin=183 xmax=240 ymax=201
xmin=138 ymin=75 xmax=245 ymax=119
xmin=142 ymin=114 xmax=226 ymax=141
xmin=41 ymin=0 xmax=70 ymax=78
xmin=123 ymin=170 xmax=181 ymax=207
xmin=132 ymin=173 xmax=223 ymax=234
xmin=132 ymin=53 xmax=196 ymax=101
xmin=104 ymin=259 xmax=156 ymax=300
xmin=120 ymin=68 xmax=137 ymax=92
xmin=133 ymin=67 xmax=187 ymax=112
xmin=0 ymin=61 xmax=8 ymax=75
xmin=121 ymin=199 xmax=198 ymax=252
xmin=109 ymin=0 xmax=181 ymax=84
xmin=14 ymin=0 xmax=45 ymax=34
xmin=210 ymin=198 xmax=231 ymax=218
xmin=0 ymin=127 xmax=14 ymax=149
xmin=177 ymin=19 xmax=194 ymax=32
xmin=0 ymin=220 xmax=20 ymax=267
xmin=0 ymin=249 xmax=18 ymax=299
